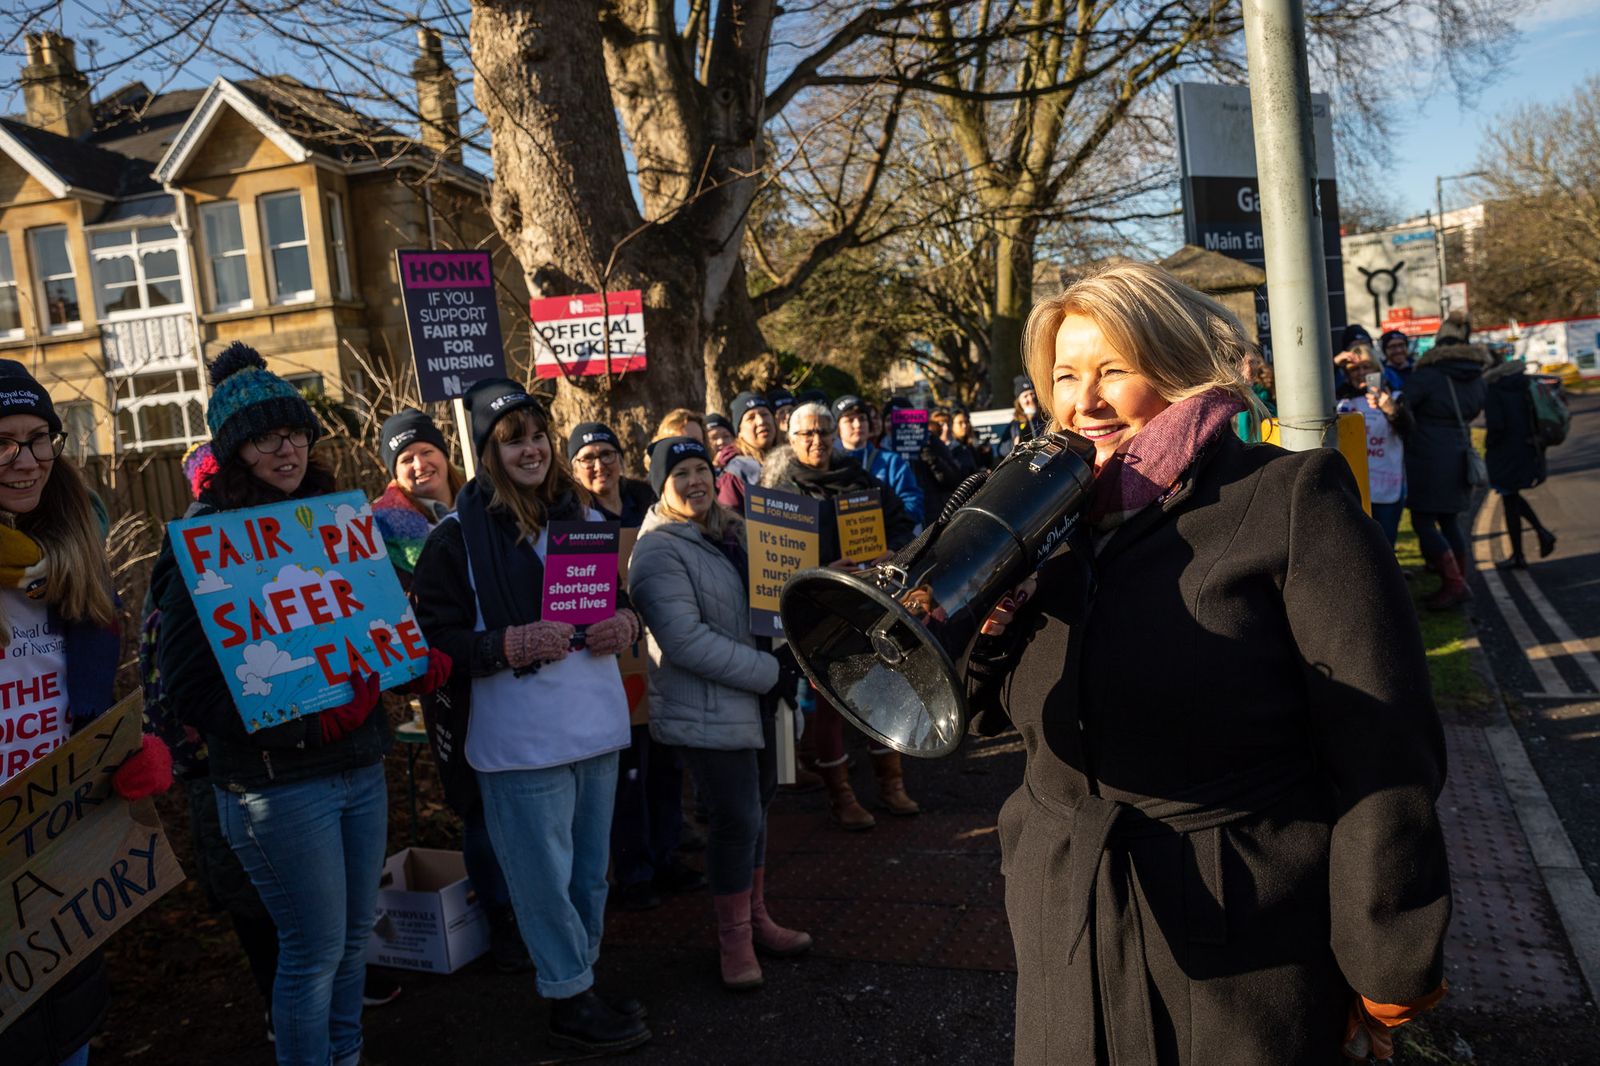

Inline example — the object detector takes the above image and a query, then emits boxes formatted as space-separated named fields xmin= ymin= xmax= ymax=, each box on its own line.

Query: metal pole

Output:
xmin=1243 ymin=0 xmax=1334 ymax=452
xmin=1435 ymin=175 xmax=1447 ymax=310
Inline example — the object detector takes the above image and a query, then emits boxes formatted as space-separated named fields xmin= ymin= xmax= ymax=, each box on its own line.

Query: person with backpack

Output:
xmin=411 ymin=380 xmax=650 ymax=1054
xmin=0 ymin=361 xmax=174 ymax=1066
xmin=152 ymin=343 xmax=451 ymax=1066
xmin=628 ymin=436 xmax=811 ymax=989
xmin=1484 ymin=356 xmax=1558 ymax=568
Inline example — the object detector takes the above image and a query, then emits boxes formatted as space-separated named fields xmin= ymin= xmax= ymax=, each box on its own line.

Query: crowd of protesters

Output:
xmin=4 ymin=275 xmax=1555 ymax=1064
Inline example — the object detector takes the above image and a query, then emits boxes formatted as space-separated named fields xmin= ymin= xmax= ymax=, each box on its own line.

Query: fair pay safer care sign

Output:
xmin=168 ymin=492 xmax=428 ymax=732
xmin=530 ymin=290 xmax=647 ymax=379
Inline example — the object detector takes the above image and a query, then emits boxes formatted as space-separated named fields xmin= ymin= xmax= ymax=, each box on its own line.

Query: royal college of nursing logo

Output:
xmin=490 ymin=392 xmax=528 ymax=411
xmin=387 ymin=430 xmax=417 ymax=452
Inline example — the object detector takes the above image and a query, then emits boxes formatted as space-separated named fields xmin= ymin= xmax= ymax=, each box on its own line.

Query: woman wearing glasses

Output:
xmin=759 ymin=402 xmax=917 ymax=829
xmin=0 ymin=361 xmax=173 ymax=1066
xmin=151 ymin=343 xmax=450 ymax=1066
xmin=568 ymin=422 xmax=657 ymax=527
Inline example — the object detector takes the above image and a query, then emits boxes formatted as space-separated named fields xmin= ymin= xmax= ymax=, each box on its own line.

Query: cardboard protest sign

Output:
xmin=396 ymin=249 xmax=507 ymax=401
xmin=168 ymin=491 xmax=429 ymax=732
xmin=530 ymin=290 xmax=647 ymax=379
xmin=890 ymin=408 xmax=929 ymax=457
xmin=542 ymin=521 xmax=621 ymax=625
xmin=835 ymin=487 xmax=888 ymax=563
xmin=746 ymin=488 xmax=821 ymax=638
xmin=616 ymin=528 xmax=650 ymax=726
xmin=0 ymin=694 xmax=184 ymax=1032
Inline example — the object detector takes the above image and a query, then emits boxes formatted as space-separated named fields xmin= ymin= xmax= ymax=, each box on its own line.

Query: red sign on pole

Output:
xmin=529 ymin=290 xmax=648 ymax=379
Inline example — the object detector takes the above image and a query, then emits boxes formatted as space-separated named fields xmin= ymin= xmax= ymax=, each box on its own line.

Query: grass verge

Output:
xmin=1393 ymin=508 xmax=1493 ymax=714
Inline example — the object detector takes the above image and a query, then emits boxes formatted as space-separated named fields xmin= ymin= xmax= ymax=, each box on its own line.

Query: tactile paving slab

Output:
xmin=1438 ymin=722 xmax=1586 ymax=1008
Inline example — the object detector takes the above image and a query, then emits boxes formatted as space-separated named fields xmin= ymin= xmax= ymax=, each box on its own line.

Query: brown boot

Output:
xmin=1426 ymin=551 xmax=1469 ymax=610
xmin=711 ymin=892 xmax=764 ymax=990
xmin=818 ymin=759 xmax=875 ymax=830
xmin=1451 ymin=548 xmax=1475 ymax=597
xmin=870 ymin=750 xmax=920 ymax=816
xmin=750 ymin=867 xmax=812 ymax=956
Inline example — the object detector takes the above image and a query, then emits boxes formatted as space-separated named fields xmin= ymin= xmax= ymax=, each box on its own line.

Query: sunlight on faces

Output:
xmin=740 ymin=406 xmax=776 ymax=451
xmin=837 ymin=409 xmax=869 ymax=449
xmin=0 ymin=414 xmax=53 ymax=515
xmin=663 ymin=457 xmax=715 ymax=521
xmin=396 ymin=441 xmax=449 ymax=503
xmin=1051 ymin=313 xmax=1171 ymax=470
xmin=572 ymin=441 xmax=621 ymax=497
xmin=243 ymin=424 xmax=309 ymax=495
xmin=706 ymin=424 xmax=734 ymax=453
xmin=790 ymin=413 xmax=834 ymax=469
xmin=496 ymin=418 xmax=551 ymax=490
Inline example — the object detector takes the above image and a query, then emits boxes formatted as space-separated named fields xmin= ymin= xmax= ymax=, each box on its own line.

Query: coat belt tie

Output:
xmin=1024 ymin=756 xmax=1313 ymax=1066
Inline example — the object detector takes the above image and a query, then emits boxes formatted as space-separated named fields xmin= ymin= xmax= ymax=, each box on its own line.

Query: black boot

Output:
xmin=488 ymin=904 xmax=534 ymax=974
xmin=548 ymin=988 xmax=651 ymax=1053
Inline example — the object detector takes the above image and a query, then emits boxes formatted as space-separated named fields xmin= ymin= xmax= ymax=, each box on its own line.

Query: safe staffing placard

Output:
xmin=167 ymin=492 xmax=429 ymax=732
xmin=541 ymin=521 xmax=620 ymax=626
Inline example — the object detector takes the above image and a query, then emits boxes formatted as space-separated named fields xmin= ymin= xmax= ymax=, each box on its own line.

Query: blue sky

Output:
xmin=1379 ymin=3 xmax=1600 ymax=217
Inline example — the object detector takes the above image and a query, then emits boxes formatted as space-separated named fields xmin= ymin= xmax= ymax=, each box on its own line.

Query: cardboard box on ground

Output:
xmin=366 ymin=848 xmax=489 ymax=974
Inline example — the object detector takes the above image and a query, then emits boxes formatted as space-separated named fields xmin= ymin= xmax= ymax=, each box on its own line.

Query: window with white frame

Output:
xmin=30 ymin=226 xmax=80 ymax=332
xmin=199 ymin=201 xmax=251 ymax=311
xmin=324 ymin=193 xmax=353 ymax=299
xmin=59 ymin=401 xmax=99 ymax=460
xmin=89 ymin=224 xmax=187 ymax=318
xmin=0 ymin=236 xmax=22 ymax=339
xmin=113 ymin=368 xmax=208 ymax=451
xmin=259 ymin=192 xmax=313 ymax=303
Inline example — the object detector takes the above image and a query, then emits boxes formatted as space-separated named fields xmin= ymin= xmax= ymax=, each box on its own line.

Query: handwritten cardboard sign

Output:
xmin=835 ymin=487 xmax=888 ymax=563
xmin=167 ymin=491 xmax=429 ymax=732
xmin=396 ymin=249 xmax=508 ymax=402
xmin=0 ymin=694 xmax=184 ymax=1032
xmin=542 ymin=521 xmax=620 ymax=625
xmin=746 ymin=487 xmax=821 ymax=638
xmin=890 ymin=408 xmax=929 ymax=457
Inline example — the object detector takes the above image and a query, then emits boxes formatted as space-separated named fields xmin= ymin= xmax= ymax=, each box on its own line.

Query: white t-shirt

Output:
xmin=1 ymin=589 xmax=72 ymax=784
xmin=452 ymin=514 xmax=630 ymax=773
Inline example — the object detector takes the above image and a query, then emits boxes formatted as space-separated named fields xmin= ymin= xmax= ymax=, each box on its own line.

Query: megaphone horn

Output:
xmin=780 ymin=431 xmax=1097 ymax=758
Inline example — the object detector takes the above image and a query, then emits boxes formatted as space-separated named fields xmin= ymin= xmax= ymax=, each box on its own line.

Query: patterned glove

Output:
xmin=585 ymin=609 xmax=640 ymax=657
xmin=505 ymin=621 xmax=574 ymax=668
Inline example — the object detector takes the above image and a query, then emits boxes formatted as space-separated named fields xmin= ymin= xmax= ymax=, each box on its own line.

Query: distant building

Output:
xmin=1340 ymin=204 xmax=1486 ymax=342
xmin=0 ymin=30 xmax=526 ymax=458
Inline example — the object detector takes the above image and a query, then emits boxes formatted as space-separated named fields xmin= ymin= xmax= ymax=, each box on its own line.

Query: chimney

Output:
xmin=412 ymin=28 xmax=461 ymax=164
xmin=21 ymin=32 xmax=94 ymax=139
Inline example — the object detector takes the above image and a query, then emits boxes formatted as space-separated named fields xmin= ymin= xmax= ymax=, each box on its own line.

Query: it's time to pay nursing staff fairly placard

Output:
xmin=168 ymin=492 xmax=429 ymax=732
xmin=746 ymin=488 xmax=820 ymax=638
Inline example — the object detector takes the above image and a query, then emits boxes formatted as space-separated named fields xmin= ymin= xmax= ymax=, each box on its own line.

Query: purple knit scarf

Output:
xmin=1086 ymin=388 xmax=1244 ymax=530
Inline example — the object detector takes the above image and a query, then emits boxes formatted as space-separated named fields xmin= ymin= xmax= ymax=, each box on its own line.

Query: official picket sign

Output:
xmin=835 ymin=488 xmax=887 ymax=563
xmin=542 ymin=521 xmax=621 ymax=626
xmin=396 ymin=249 xmax=508 ymax=401
xmin=530 ymin=290 xmax=647 ymax=379
xmin=0 ymin=695 xmax=184 ymax=1032
xmin=167 ymin=491 xmax=429 ymax=732
xmin=890 ymin=408 xmax=929 ymax=457
xmin=746 ymin=488 xmax=821 ymax=638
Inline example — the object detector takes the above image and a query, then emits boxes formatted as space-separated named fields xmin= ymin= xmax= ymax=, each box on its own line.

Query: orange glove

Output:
xmin=1342 ymin=983 xmax=1446 ymax=1060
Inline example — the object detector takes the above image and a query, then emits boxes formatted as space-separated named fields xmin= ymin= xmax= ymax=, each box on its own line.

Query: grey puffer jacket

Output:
xmin=629 ymin=506 xmax=779 ymax=751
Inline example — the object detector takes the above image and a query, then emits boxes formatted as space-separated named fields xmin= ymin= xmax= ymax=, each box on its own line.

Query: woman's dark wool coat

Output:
xmin=1483 ymin=362 xmax=1546 ymax=492
xmin=1401 ymin=343 xmax=1490 ymax=513
xmin=972 ymin=435 xmax=1450 ymax=1065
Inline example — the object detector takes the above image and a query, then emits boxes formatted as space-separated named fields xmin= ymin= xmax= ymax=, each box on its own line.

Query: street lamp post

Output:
xmin=1435 ymin=170 xmax=1486 ymax=314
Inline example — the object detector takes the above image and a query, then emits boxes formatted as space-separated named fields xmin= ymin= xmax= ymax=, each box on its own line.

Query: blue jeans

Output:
xmin=1370 ymin=499 xmax=1405 ymax=548
xmin=216 ymin=763 xmax=388 ymax=1066
xmin=59 ymin=1045 xmax=89 ymax=1066
xmin=477 ymin=751 xmax=619 ymax=998
xmin=1411 ymin=510 xmax=1466 ymax=560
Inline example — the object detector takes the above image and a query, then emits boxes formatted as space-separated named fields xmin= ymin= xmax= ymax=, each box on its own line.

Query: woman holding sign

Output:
xmin=629 ymin=436 xmax=809 ymax=990
xmin=152 ymin=345 xmax=449 ymax=1066
xmin=759 ymin=402 xmax=918 ymax=830
xmin=412 ymin=380 xmax=650 ymax=1054
xmin=0 ymin=362 xmax=172 ymax=1066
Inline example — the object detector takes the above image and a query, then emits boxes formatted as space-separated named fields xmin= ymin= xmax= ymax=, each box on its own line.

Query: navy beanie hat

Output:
xmin=831 ymin=394 xmax=866 ymax=419
xmin=206 ymin=342 xmax=319 ymax=463
xmin=796 ymin=387 xmax=830 ymax=406
xmin=378 ymin=408 xmax=449 ymax=475
xmin=1014 ymin=375 xmax=1036 ymax=400
xmin=730 ymin=390 xmax=770 ymax=423
xmin=463 ymin=377 xmax=545 ymax=459
xmin=567 ymin=421 xmax=621 ymax=460
xmin=648 ymin=436 xmax=711 ymax=497
xmin=704 ymin=412 xmax=733 ymax=433
xmin=767 ymin=387 xmax=796 ymax=411
xmin=0 ymin=360 xmax=61 ymax=436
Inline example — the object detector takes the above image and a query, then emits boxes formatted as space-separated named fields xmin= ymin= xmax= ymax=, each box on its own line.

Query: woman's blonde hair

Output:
xmin=2 ymin=456 xmax=116 ymax=643
xmin=1022 ymin=261 xmax=1263 ymax=433
xmin=479 ymin=406 xmax=588 ymax=539
xmin=395 ymin=465 xmax=466 ymax=513
xmin=654 ymin=408 xmax=706 ymax=442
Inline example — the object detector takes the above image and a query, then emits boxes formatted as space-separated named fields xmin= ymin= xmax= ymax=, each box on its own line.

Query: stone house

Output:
xmin=0 ymin=30 xmax=525 ymax=465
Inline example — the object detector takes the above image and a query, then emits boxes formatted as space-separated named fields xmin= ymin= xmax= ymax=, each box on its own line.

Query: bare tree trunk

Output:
xmin=989 ymin=221 xmax=1035 ymax=400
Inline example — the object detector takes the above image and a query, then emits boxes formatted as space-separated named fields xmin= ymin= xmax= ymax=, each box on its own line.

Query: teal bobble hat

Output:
xmin=205 ymin=342 xmax=319 ymax=462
